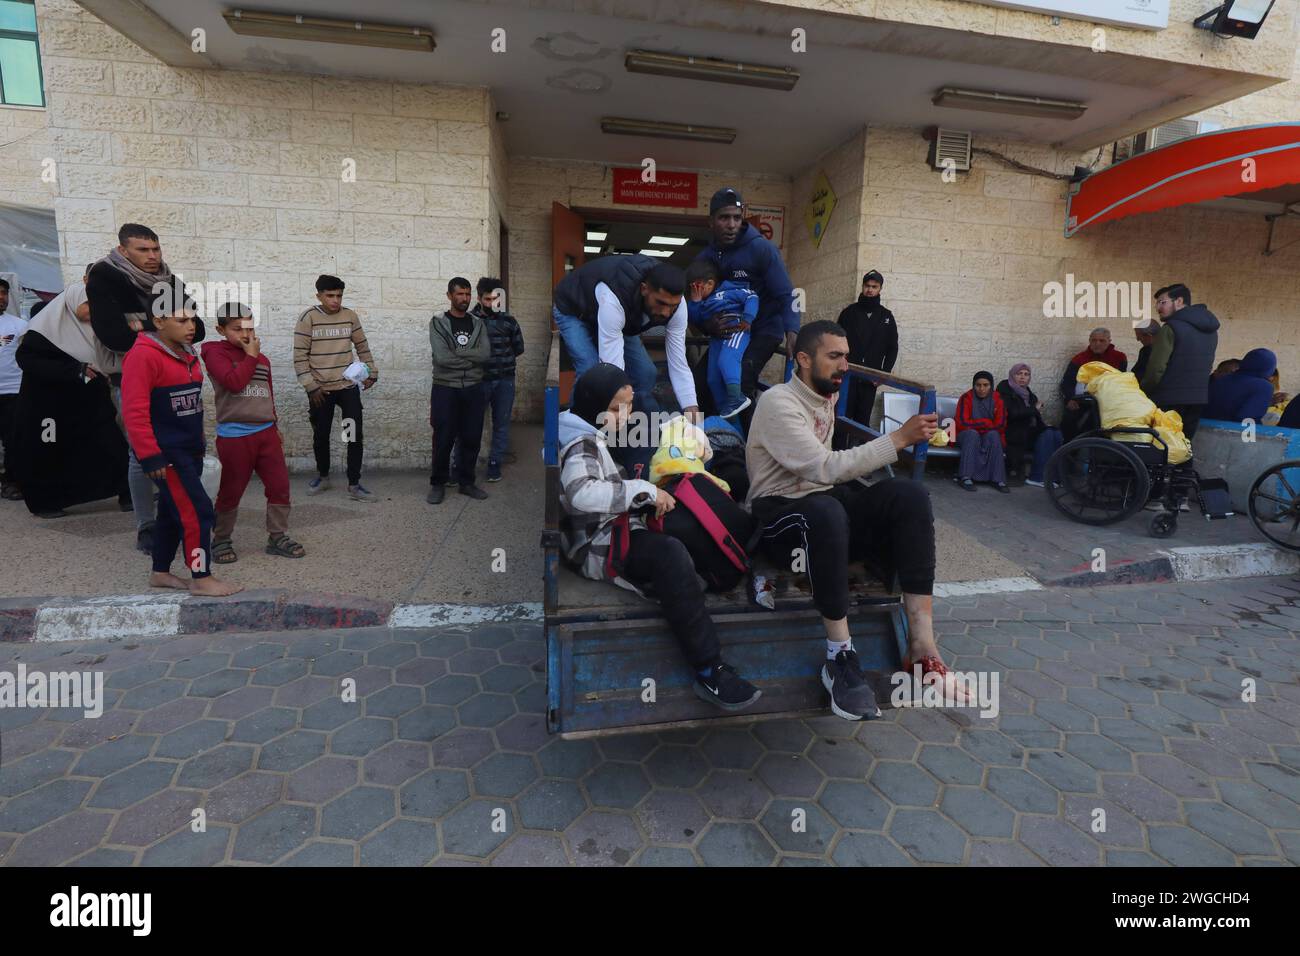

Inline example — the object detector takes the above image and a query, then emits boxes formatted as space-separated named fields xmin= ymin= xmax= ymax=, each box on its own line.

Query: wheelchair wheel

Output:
xmin=1248 ymin=460 xmax=1300 ymax=551
xmin=1148 ymin=510 xmax=1177 ymax=538
xmin=1045 ymin=437 xmax=1151 ymax=526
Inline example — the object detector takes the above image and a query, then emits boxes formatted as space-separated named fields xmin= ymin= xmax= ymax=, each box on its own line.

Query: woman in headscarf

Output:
xmin=996 ymin=363 xmax=1064 ymax=487
xmin=13 ymin=274 xmax=129 ymax=518
xmin=954 ymin=370 xmax=1009 ymax=493
xmin=557 ymin=363 xmax=759 ymax=711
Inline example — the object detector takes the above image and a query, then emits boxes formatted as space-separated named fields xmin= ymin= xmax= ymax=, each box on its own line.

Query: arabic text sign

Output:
xmin=959 ymin=0 xmax=1168 ymax=30
xmin=805 ymin=172 xmax=836 ymax=248
xmin=612 ymin=168 xmax=699 ymax=208
xmin=746 ymin=205 xmax=785 ymax=249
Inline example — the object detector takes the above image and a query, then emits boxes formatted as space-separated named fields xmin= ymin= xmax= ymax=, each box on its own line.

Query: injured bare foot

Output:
xmin=903 ymin=647 xmax=978 ymax=706
xmin=149 ymin=571 xmax=189 ymax=590
xmin=189 ymin=575 xmax=243 ymax=597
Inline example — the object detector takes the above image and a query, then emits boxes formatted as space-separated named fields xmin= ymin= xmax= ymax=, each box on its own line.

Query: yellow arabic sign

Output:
xmin=806 ymin=171 xmax=836 ymax=248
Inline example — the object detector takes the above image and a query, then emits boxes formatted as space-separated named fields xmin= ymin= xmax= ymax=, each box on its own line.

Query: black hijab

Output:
xmin=572 ymin=363 xmax=632 ymax=427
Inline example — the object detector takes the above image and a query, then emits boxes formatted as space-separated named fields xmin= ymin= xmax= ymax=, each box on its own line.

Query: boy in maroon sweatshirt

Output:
xmin=122 ymin=288 xmax=241 ymax=596
xmin=201 ymin=303 xmax=303 ymax=562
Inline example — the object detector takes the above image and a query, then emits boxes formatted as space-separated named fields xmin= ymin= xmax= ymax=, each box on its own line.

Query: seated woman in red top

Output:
xmin=954 ymin=370 xmax=1009 ymax=493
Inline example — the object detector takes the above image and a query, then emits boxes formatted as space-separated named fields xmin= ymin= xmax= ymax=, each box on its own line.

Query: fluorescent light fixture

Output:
xmin=639 ymin=249 xmax=674 ymax=258
xmin=585 ymin=231 xmax=607 ymax=241
xmin=932 ymin=87 xmax=1086 ymax=121
xmin=648 ymin=236 xmax=689 ymax=246
xmin=601 ymin=117 xmax=736 ymax=144
xmin=223 ymin=9 xmax=436 ymax=52
xmin=583 ymin=245 xmax=601 ymax=253
xmin=1194 ymin=0 xmax=1275 ymax=38
xmin=624 ymin=49 xmax=798 ymax=91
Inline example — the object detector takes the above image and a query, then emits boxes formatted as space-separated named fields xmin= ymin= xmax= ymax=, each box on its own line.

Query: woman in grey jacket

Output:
xmin=557 ymin=363 xmax=759 ymax=711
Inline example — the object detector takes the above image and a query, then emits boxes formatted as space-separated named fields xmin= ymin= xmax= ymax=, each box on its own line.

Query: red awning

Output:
xmin=1065 ymin=123 xmax=1300 ymax=237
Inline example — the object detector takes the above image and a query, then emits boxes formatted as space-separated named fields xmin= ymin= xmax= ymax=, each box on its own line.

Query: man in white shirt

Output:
xmin=0 ymin=277 xmax=27 ymax=498
xmin=552 ymin=255 xmax=700 ymax=425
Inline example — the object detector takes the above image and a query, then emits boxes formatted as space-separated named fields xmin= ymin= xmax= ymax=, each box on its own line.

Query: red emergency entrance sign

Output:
xmin=612 ymin=168 xmax=699 ymax=208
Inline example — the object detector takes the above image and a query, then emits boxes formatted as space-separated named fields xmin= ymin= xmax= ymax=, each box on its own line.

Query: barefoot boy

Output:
xmin=122 ymin=286 xmax=240 ymax=596
xmin=201 ymin=302 xmax=303 ymax=563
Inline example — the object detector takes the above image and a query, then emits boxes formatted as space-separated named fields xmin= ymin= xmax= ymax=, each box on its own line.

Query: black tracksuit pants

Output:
xmin=310 ymin=386 xmax=364 ymax=485
xmin=430 ymin=383 xmax=487 ymax=487
xmin=624 ymin=529 xmax=721 ymax=672
xmin=751 ymin=479 xmax=935 ymax=620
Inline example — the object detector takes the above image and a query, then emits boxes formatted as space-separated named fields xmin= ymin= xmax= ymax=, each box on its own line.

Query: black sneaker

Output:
xmin=486 ymin=459 xmax=502 ymax=482
xmin=694 ymin=663 xmax=761 ymax=711
xmin=821 ymin=649 xmax=881 ymax=721
xmin=426 ymin=485 xmax=445 ymax=505
xmin=136 ymin=525 xmax=154 ymax=553
xmin=459 ymin=484 xmax=488 ymax=500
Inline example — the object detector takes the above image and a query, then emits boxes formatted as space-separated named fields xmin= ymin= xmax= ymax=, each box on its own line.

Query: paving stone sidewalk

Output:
xmin=925 ymin=472 xmax=1266 ymax=586
xmin=1 ymin=576 xmax=1298 ymax=866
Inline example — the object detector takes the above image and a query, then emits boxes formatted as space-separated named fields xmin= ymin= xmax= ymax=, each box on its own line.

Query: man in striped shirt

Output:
xmin=293 ymin=275 xmax=379 ymax=502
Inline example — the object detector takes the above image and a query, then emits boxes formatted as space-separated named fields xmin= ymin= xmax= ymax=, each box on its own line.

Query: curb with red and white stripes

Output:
xmin=1 ymin=543 xmax=1294 ymax=643
xmin=0 ymin=588 xmax=542 ymax=644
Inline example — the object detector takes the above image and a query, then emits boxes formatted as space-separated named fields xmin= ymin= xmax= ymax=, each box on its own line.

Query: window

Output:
xmin=0 ymin=0 xmax=42 ymax=107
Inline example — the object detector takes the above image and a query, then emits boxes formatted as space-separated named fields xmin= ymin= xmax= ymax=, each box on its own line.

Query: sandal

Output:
xmin=212 ymin=538 xmax=237 ymax=564
xmin=266 ymin=533 xmax=305 ymax=558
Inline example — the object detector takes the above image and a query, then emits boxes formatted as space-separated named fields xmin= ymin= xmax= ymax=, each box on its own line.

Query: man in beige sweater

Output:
xmin=294 ymin=274 xmax=378 ymax=502
xmin=747 ymin=319 xmax=968 ymax=720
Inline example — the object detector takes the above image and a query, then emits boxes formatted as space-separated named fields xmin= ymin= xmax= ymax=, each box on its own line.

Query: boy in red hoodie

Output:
xmin=201 ymin=303 xmax=303 ymax=563
xmin=122 ymin=285 xmax=241 ymax=596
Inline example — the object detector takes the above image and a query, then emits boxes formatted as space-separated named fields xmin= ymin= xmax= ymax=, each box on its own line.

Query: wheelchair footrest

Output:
xmin=1196 ymin=478 xmax=1234 ymax=519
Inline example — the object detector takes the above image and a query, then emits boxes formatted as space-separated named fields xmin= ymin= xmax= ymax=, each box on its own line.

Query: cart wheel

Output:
xmin=1148 ymin=510 xmax=1177 ymax=538
xmin=1045 ymin=437 xmax=1151 ymax=526
xmin=1248 ymin=459 xmax=1300 ymax=551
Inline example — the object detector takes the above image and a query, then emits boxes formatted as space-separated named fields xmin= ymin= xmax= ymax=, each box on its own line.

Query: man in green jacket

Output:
xmin=428 ymin=277 xmax=491 ymax=504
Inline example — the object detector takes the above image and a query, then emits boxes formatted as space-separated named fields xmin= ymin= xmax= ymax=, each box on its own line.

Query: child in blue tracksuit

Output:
xmin=685 ymin=259 xmax=758 ymax=419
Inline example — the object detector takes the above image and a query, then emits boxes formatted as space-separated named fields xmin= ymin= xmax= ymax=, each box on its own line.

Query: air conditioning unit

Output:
xmin=1111 ymin=118 xmax=1202 ymax=165
xmin=1145 ymin=118 xmax=1201 ymax=150
xmin=928 ymin=128 xmax=972 ymax=172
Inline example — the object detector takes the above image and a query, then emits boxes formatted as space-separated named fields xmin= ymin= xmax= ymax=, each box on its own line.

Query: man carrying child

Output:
xmin=201 ymin=302 xmax=304 ymax=563
xmin=684 ymin=259 xmax=757 ymax=419
xmin=122 ymin=282 xmax=240 ymax=596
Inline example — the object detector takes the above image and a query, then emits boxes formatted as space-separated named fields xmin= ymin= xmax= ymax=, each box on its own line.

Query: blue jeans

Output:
xmin=553 ymin=306 xmax=659 ymax=410
xmin=1029 ymin=427 xmax=1064 ymax=482
xmin=482 ymin=376 xmax=515 ymax=461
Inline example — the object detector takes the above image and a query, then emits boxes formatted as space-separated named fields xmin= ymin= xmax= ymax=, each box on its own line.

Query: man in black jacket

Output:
xmin=1140 ymin=283 xmax=1219 ymax=438
xmin=87 ymin=223 xmax=205 ymax=553
xmin=835 ymin=270 xmax=898 ymax=428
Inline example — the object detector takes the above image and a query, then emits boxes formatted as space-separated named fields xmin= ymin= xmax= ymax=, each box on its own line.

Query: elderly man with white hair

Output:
xmin=1058 ymin=327 xmax=1128 ymax=441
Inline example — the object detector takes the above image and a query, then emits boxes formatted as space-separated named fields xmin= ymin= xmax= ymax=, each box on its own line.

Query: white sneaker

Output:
xmin=1025 ymin=479 xmax=1045 ymax=488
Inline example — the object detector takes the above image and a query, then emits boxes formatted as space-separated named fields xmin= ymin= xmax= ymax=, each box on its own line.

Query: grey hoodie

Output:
xmin=429 ymin=310 xmax=489 ymax=388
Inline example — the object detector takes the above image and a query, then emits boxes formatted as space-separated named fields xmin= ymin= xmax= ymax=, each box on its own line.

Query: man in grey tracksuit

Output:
xmin=427 ymin=277 xmax=490 ymax=503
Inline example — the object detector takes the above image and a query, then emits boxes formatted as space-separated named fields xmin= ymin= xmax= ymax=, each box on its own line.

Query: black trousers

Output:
xmin=0 ymin=393 xmax=17 ymax=483
xmin=430 ymin=383 xmax=487 ymax=487
xmin=310 ymin=386 xmax=363 ymax=485
xmin=1168 ymin=403 xmax=1203 ymax=440
xmin=624 ymin=529 xmax=721 ymax=672
xmin=751 ymin=479 xmax=935 ymax=621
xmin=738 ymin=333 xmax=783 ymax=431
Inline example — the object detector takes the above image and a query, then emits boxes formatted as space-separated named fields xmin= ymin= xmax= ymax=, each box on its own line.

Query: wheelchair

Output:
xmin=1248 ymin=460 xmax=1300 ymax=552
xmin=1043 ymin=397 xmax=1233 ymax=538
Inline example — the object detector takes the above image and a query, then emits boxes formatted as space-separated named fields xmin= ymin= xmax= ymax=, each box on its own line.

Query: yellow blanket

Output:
xmin=1076 ymin=361 xmax=1191 ymax=464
